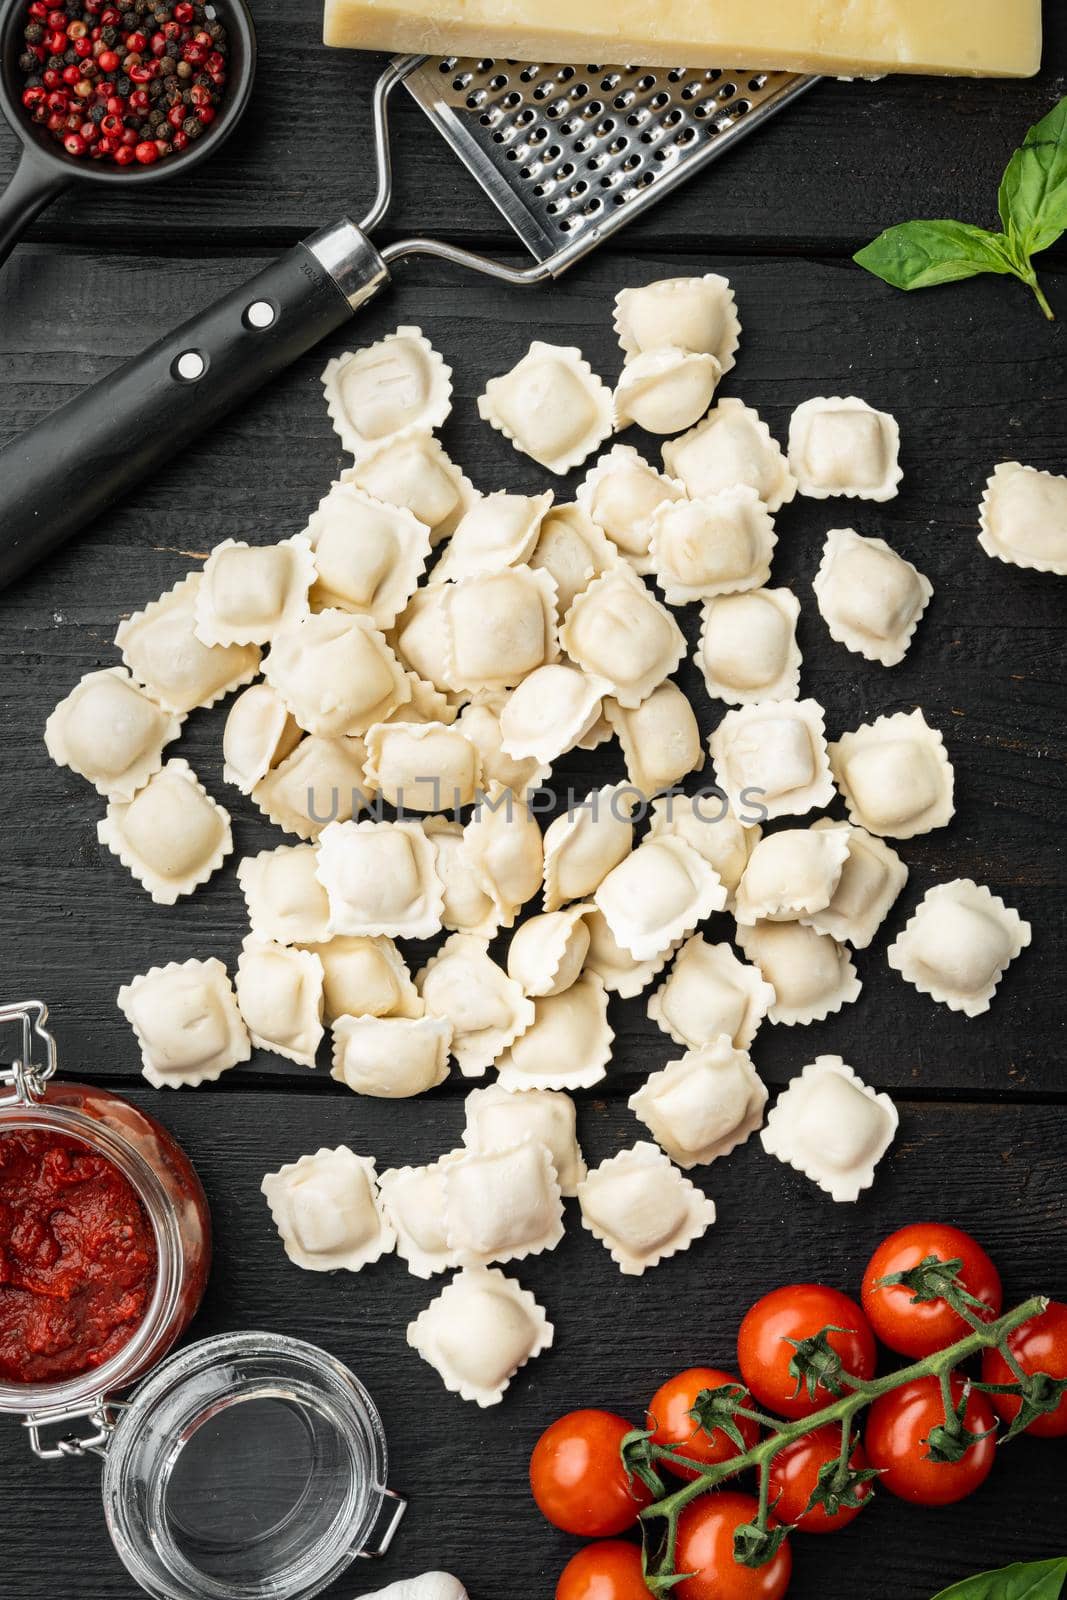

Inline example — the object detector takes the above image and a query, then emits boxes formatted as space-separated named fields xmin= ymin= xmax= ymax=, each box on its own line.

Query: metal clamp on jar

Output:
xmin=0 ymin=999 xmax=407 ymax=1600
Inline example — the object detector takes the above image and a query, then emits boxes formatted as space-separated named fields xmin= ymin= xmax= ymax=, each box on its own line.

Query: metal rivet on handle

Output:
xmin=244 ymin=300 xmax=276 ymax=330
xmin=173 ymin=350 xmax=206 ymax=382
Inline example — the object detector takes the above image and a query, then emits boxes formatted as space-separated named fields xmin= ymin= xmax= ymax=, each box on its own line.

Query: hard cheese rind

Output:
xmin=323 ymin=0 xmax=1041 ymax=77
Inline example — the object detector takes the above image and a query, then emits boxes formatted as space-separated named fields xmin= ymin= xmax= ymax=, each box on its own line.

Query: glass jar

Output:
xmin=0 ymin=1000 xmax=406 ymax=1598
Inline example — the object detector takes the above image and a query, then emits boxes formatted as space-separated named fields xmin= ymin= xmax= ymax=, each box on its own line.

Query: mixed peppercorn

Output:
xmin=17 ymin=0 xmax=228 ymax=167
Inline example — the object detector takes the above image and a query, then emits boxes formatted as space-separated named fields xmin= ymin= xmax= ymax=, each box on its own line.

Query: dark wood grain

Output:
xmin=0 ymin=1089 xmax=1064 ymax=1600
xmin=1 ymin=246 xmax=1063 ymax=1096
xmin=0 ymin=4 xmax=1065 ymax=254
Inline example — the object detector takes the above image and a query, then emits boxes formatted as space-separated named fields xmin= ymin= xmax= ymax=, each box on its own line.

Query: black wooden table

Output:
xmin=1 ymin=4 xmax=1065 ymax=1595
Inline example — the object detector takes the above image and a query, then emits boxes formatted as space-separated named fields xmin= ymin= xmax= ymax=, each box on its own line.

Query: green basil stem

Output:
xmin=640 ymin=1295 xmax=1048 ymax=1537
xmin=1021 ymin=267 xmax=1055 ymax=321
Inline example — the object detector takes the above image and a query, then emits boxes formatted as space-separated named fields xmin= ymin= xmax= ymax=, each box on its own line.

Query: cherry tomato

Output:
xmin=531 ymin=1410 xmax=653 ymax=1536
xmin=737 ymin=1284 xmax=877 ymax=1419
xmin=981 ymin=1299 xmax=1067 ymax=1438
xmin=674 ymin=1490 xmax=792 ymax=1600
xmin=862 ymin=1224 xmax=1002 ymax=1358
xmin=647 ymin=1367 xmax=759 ymax=1480
xmin=766 ymin=1424 xmax=872 ymax=1534
xmin=864 ymin=1374 xmax=997 ymax=1505
xmin=556 ymin=1541 xmax=651 ymax=1600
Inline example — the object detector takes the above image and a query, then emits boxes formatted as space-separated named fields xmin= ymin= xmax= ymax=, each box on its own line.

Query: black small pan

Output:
xmin=0 ymin=0 xmax=256 ymax=268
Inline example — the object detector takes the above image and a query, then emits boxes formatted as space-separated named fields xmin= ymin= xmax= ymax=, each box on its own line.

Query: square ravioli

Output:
xmin=801 ymin=820 xmax=908 ymax=949
xmin=235 ymin=937 xmax=324 ymax=1066
xmin=577 ymin=445 xmax=686 ymax=573
xmin=301 ymin=482 xmax=430 ymax=625
xmin=578 ymin=1142 xmax=717 ymax=1275
xmin=887 ymin=878 xmax=1031 ymax=1016
xmin=118 ymin=957 xmax=250 ymax=1089
xmin=760 ymin=1056 xmax=898 ymax=1202
xmin=45 ymin=667 xmax=183 ymax=800
xmin=662 ymin=399 xmax=796 ymax=512
xmin=978 ymin=461 xmax=1067 ymax=574
xmin=116 ymin=572 xmax=260 ymax=714
xmin=443 ymin=566 xmax=560 ymax=693
xmin=222 ymin=683 xmax=302 ymax=794
xmin=463 ymin=1084 xmax=586 ymax=1197
xmin=363 ymin=720 xmax=481 ymax=812
xmin=346 ymin=427 xmax=475 ymax=545
xmin=316 ymin=819 xmax=444 ymax=939
xmin=613 ymin=346 xmax=722 ymax=436
xmin=262 ymin=1147 xmax=394 ymax=1272
xmin=649 ymin=487 xmax=777 ymax=605
xmin=788 ymin=396 xmax=902 ymax=501
xmin=605 ymin=681 xmax=704 ymax=799
xmin=322 ymin=326 xmax=451 ymax=456
xmin=417 ymin=933 xmax=533 ymax=1076
xmin=709 ymin=699 xmax=835 ymax=821
xmin=430 ymin=490 xmax=554 ymax=585
xmin=734 ymin=825 xmax=851 ymax=927
xmin=237 ymin=843 xmax=333 ymax=945
xmin=736 ymin=918 xmax=861 ymax=1026
xmin=263 ymin=609 xmax=410 ymax=737
xmin=648 ymin=936 xmax=775 ymax=1051
xmin=542 ymin=783 xmax=636 ymax=910
xmin=594 ymin=836 xmax=727 ymax=961
xmin=495 ymin=972 xmax=613 ymax=1091
xmin=829 ymin=708 xmax=955 ymax=839
xmin=614 ymin=273 xmax=741 ymax=372
xmin=379 ymin=1158 xmax=462 ymax=1277
xmin=442 ymin=1142 xmax=565 ymax=1268
xmin=252 ymin=733 xmax=371 ymax=840
xmin=478 ymin=342 xmax=613 ymax=474
xmin=331 ymin=1013 xmax=453 ymax=1096
xmin=407 ymin=1266 xmax=553 ymax=1406
xmin=813 ymin=529 xmax=932 ymax=666
xmin=559 ymin=564 xmax=686 ymax=708
xmin=463 ymin=781 xmax=545 ymax=927
xmin=499 ymin=662 xmax=610 ymax=768
xmin=526 ymin=502 xmax=621 ymax=618
xmin=629 ymin=1039 xmax=767 ymax=1169
xmin=97 ymin=758 xmax=232 ymax=904
xmin=194 ymin=536 xmax=315 ymax=647
xmin=301 ymin=932 xmax=421 ymax=1024
xmin=695 ymin=587 xmax=802 ymax=705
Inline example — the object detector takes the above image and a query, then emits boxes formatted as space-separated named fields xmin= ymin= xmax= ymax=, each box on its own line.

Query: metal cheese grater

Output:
xmin=0 ymin=52 xmax=817 ymax=585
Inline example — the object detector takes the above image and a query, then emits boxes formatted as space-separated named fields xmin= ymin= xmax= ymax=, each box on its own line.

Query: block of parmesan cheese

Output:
xmin=323 ymin=0 xmax=1041 ymax=78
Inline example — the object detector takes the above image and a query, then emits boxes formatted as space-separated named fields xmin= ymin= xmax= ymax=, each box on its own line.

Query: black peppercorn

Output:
xmin=24 ymin=71 xmax=43 ymax=87
xmin=121 ymin=10 xmax=137 ymax=26
xmin=88 ymin=102 xmax=106 ymax=122
xmin=148 ymin=107 xmax=165 ymax=125
xmin=24 ymin=19 xmax=45 ymax=42
xmin=115 ymin=73 xmax=130 ymax=94
xmin=100 ymin=24 xmax=118 ymax=43
xmin=148 ymin=78 xmax=163 ymax=98
xmin=46 ymin=52 xmax=64 ymax=68
xmin=18 ymin=49 xmax=37 ymax=72
xmin=182 ymin=114 xmax=200 ymax=136
xmin=63 ymin=46 xmax=78 ymax=63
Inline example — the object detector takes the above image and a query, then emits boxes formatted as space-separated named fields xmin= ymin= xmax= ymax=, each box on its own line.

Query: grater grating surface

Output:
xmin=399 ymin=57 xmax=817 ymax=271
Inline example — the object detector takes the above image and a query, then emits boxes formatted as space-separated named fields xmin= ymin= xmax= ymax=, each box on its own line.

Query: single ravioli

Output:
xmin=316 ymin=819 xmax=443 ymax=939
xmin=431 ymin=490 xmax=553 ymax=585
xmin=299 ymin=933 xmax=421 ymax=1024
xmin=542 ymin=784 xmax=636 ymax=911
xmin=363 ymin=720 xmax=481 ymax=812
xmin=978 ymin=461 xmax=1067 ymax=575
xmin=262 ymin=1147 xmax=394 ymax=1271
xmin=813 ymin=528 xmax=932 ymax=667
xmin=577 ymin=445 xmax=686 ymax=573
xmin=709 ymin=699 xmax=835 ymax=822
xmin=463 ymin=782 xmax=545 ymax=927
xmin=422 ymin=815 xmax=503 ymax=939
xmin=407 ymin=1266 xmax=553 ymax=1406
xmin=613 ymin=346 xmax=721 ymax=435
xmin=526 ymin=502 xmax=621 ymax=618
xmin=506 ymin=906 xmax=591 ymax=999
xmin=253 ymin=733 xmax=372 ymax=840
xmin=829 ymin=708 xmax=955 ymax=839
xmin=736 ymin=919 xmax=861 ymax=1026
xmin=663 ymin=399 xmax=796 ymax=512
xmin=417 ymin=933 xmax=534 ymax=1077
xmin=301 ymin=482 xmax=430 ymax=625
xmin=444 ymin=566 xmax=560 ymax=693
xmin=330 ymin=1013 xmax=453 ymax=1096
xmin=495 ymin=971 xmax=613 ymax=1091
xmin=560 ymin=564 xmax=686 ymax=708
xmin=194 ymin=536 xmax=315 ymax=646
xmin=97 ymin=758 xmax=232 ymax=904
xmin=734 ymin=825 xmax=850 ymax=927
xmin=604 ymin=681 xmax=705 ymax=799
xmin=649 ymin=487 xmax=777 ymax=605
xmin=222 ymin=683 xmax=302 ymax=794
xmin=695 ymin=587 xmax=802 ymax=705
xmin=887 ymin=878 xmax=1031 ymax=1016
xmin=263 ymin=609 xmax=410 ymax=737
xmin=322 ymin=326 xmax=452 ymax=456
xmin=594 ymin=836 xmax=727 ymax=962
xmin=788 ymin=396 xmax=902 ymax=501
xmin=648 ymin=936 xmax=775 ymax=1051
xmin=614 ymin=273 xmax=741 ymax=372
xmin=629 ymin=1039 xmax=767 ymax=1169
xmin=580 ymin=906 xmax=677 ymax=1000
xmin=346 ymin=427 xmax=475 ymax=545
xmin=648 ymin=794 xmax=761 ymax=909
xmin=118 ymin=957 xmax=250 ymax=1089
xmin=462 ymin=1083 xmax=586 ymax=1197
xmin=442 ymin=1142 xmax=565 ymax=1268
xmin=45 ymin=667 xmax=183 ymax=801
xmin=379 ymin=1158 xmax=462 ymax=1278
xmin=499 ymin=663 xmax=610 ymax=766
xmin=760 ymin=1056 xmax=898 ymax=1202
xmin=236 ymin=937 xmax=324 ymax=1067
xmin=237 ymin=843 xmax=333 ymax=945
xmin=801 ymin=820 xmax=908 ymax=950
xmin=116 ymin=572 xmax=260 ymax=714
xmin=578 ymin=1142 xmax=717 ymax=1276
xmin=478 ymin=342 xmax=613 ymax=474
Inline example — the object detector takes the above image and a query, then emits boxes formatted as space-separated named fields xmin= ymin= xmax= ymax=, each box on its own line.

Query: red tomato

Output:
xmin=531 ymin=1410 xmax=653 ymax=1536
xmin=861 ymin=1224 xmax=1002 ymax=1358
xmin=981 ymin=1299 xmax=1067 ymax=1437
xmin=737 ymin=1284 xmax=877 ymax=1419
xmin=864 ymin=1375 xmax=997 ymax=1505
xmin=556 ymin=1541 xmax=651 ymax=1600
xmin=647 ymin=1367 xmax=759 ymax=1480
xmin=674 ymin=1490 xmax=792 ymax=1600
xmin=766 ymin=1424 xmax=872 ymax=1534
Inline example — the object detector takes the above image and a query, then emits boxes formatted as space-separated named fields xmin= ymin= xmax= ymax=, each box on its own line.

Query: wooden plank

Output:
xmin=1 ymin=246 xmax=1063 ymax=1098
xmin=0 ymin=1089 xmax=1064 ymax=1599
xmin=0 ymin=4 xmax=1064 ymax=253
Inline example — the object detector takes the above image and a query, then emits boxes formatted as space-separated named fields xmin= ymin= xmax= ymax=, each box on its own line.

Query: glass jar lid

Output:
xmin=101 ymin=1331 xmax=405 ymax=1600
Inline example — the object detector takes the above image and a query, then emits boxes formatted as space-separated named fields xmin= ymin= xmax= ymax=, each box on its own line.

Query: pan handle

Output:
xmin=0 ymin=146 xmax=71 ymax=269
xmin=0 ymin=221 xmax=389 ymax=589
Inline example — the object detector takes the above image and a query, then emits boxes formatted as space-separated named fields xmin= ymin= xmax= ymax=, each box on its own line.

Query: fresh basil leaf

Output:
xmin=854 ymin=220 xmax=1016 ymax=291
xmin=929 ymin=1556 xmax=1067 ymax=1600
xmin=999 ymin=96 xmax=1067 ymax=257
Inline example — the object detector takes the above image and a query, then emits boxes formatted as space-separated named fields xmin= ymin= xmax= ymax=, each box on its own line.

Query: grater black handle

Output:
xmin=0 ymin=225 xmax=389 ymax=589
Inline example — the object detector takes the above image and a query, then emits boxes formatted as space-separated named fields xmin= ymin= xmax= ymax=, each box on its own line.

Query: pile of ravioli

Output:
xmin=44 ymin=274 xmax=1054 ymax=1409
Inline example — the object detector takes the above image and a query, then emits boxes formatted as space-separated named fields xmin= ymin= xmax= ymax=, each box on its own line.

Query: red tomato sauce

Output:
xmin=0 ymin=1129 xmax=157 ymax=1385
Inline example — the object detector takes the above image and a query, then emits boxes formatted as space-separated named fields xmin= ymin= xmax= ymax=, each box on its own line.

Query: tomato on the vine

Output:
xmin=864 ymin=1375 xmax=997 ymax=1505
xmin=737 ymin=1284 xmax=877 ymax=1419
xmin=766 ymin=1424 xmax=873 ymax=1534
xmin=981 ymin=1299 xmax=1067 ymax=1437
xmin=647 ymin=1367 xmax=759 ymax=1480
xmin=556 ymin=1541 xmax=651 ymax=1600
xmin=530 ymin=1410 xmax=653 ymax=1536
xmin=861 ymin=1223 xmax=1002 ymax=1358
xmin=674 ymin=1490 xmax=792 ymax=1600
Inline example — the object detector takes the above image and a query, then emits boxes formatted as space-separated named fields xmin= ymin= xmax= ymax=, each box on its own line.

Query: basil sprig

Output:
xmin=855 ymin=95 xmax=1067 ymax=320
xmin=929 ymin=1557 xmax=1067 ymax=1600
